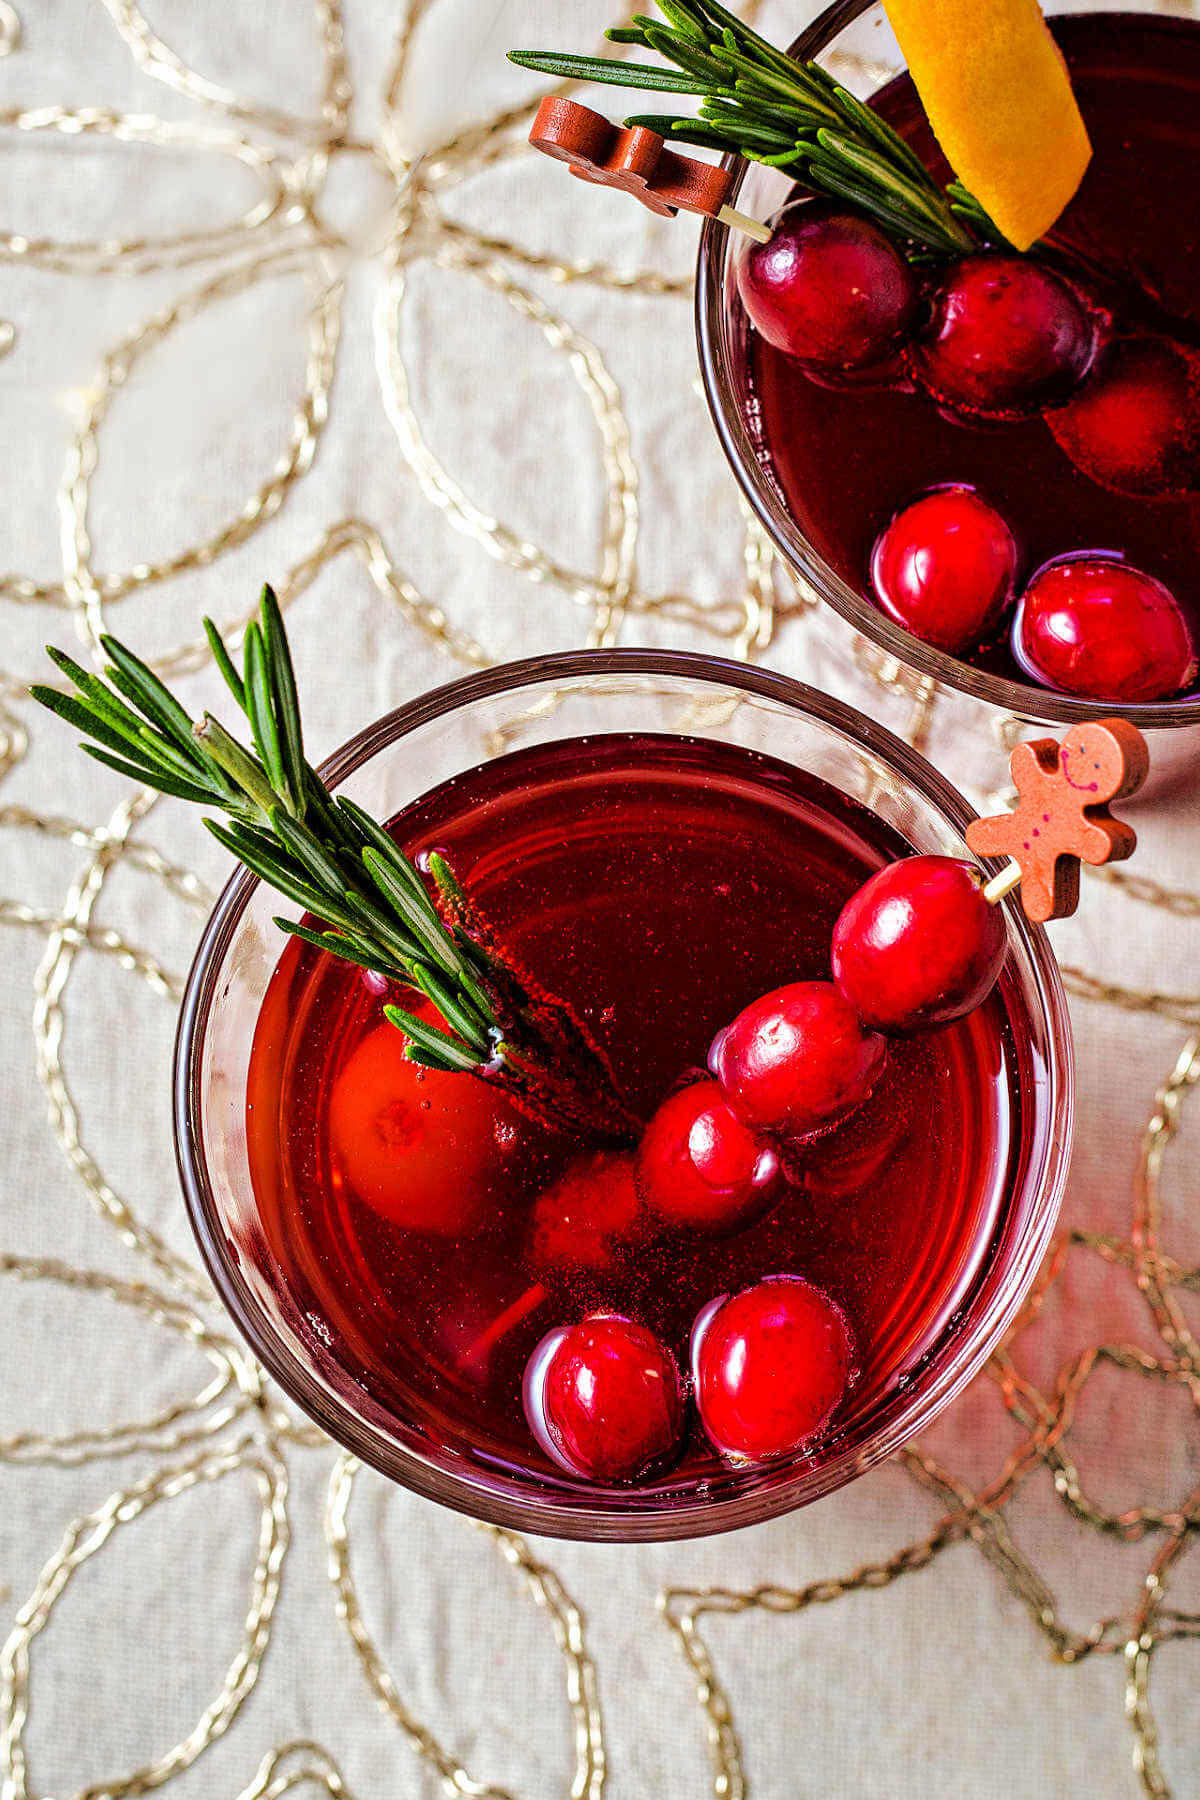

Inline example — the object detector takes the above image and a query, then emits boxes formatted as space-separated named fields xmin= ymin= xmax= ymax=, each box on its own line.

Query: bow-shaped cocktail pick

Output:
xmin=966 ymin=720 xmax=1149 ymax=922
xmin=529 ymin=98 xmax=771 ymax=242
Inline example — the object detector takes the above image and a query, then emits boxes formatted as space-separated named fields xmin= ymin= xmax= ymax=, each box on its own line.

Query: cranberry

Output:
xmin=1013 ymin=556 xmax=1197 ymax=703
xmin=911 ymin=255 xmax=1096 ymax=418
xmin=870 ymin=486 xmax=1019 ymax=653
xmin=832 ymin=855 xmax=1008 ymax=1033
xmin=693 ymin=1276 xmax=854 ymax=1463
xmin=328 ymin=1021 xmax=524 ymax=1234
xmin=709 ymin=981 xmax=886 ymax=1143
xmin=737 ymin=200 xmax=919 ymax=372
xmin=1048 ymin=335 xmax=1200 ymax=498
xmin=523 ymin=1313 xmax=685 ymax=1483
xmin=636 ymin=1079 xmax=781 ymax=1235
xmin=528 ymin=1151 xmax=646 ymax=1273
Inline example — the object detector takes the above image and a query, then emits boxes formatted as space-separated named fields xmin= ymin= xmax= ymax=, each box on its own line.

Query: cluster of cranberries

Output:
xmin=522 ymin=852 xmax=1007 ymax=1484
xmin=737 ymin=200 xmax=1104 ymax=416
xmin=736 ymin=200 xmax=1200 ymax=703
xmin=871 ymin=489 xmax=1197 ymax=702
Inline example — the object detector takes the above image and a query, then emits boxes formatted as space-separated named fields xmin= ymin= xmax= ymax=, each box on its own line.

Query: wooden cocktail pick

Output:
xmin=965 ymin=720 xmax=1150 ymax=923
xmin=528 ymin=97 xmax=771 ymax=242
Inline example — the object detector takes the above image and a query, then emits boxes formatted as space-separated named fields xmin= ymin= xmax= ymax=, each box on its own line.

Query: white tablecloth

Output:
xmin=2 ymin=3 xmax=1198 ymax=1796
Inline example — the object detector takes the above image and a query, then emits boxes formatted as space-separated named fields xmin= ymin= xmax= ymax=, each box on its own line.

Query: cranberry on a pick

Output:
xmin=911 ymin=255 xmax=1096 ymax=419
xmin=693 ymin=1276 xmax=855 ymax=1463
xmin=1048 ymin=335 xmax=1200 ymax=498
xmin=523 ymin=1313 xmax=685 ymax=1483
xmin=528 ymin=1151 xmax=647 ymax=1273
xmin=1013 ymin=556 xmax=1197 ymax=703
xmin=636 ymin=1079 xmax=781 ymax=1235
xmin=737 ymin=200 xmax=919 ymax=372
xmin=709 ymin=981 xmax=886 ymax=1143
xmin=870 ymin=486 xmax=1019 ymax=653
xmin=832 ymin=855 xmax=1008 ymax=1034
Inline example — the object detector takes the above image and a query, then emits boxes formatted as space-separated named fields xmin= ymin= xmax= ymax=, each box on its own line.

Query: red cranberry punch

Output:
xmin=36 ymin=605 xmax=1105 ymax=1538
xmin=507 ymin=3 xmax=1200 ymax=789
xmin=682 ymin=1 xmax=1200 ymax=761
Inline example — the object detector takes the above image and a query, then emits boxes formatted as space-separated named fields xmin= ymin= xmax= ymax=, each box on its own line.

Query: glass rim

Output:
xmin=693 ymin=0 xmax=1200 ymax=731
xmin=174 ymin=646 xmax=1074 ymax=1541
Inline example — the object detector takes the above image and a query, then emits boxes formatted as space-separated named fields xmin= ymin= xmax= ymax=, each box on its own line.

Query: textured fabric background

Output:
xmin=1 ymin=3 xmax=1198 ymax=1796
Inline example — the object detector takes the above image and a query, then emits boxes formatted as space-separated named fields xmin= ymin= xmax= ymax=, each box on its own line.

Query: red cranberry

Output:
xmin=636 ymin=1079 xmax=781 ymax=1235
xmin=523 ymin=1313 xmax=685 ymax=1483
xmin=1013 ymin=556 xmax=1197 ymax=703
xmin=870 ymin=486 xmax=1019 ymax=653
xmin=1048 ymin=335 xmax=1200 ymax=498
xmin=911 ymin=255 xmax=1096 ymax=418
xmin=832 ymin=855 xmax=1008 ymax=1034
xmin=709 ymin=981 xmax=886 ymax=1143
xmin=528 ymin=1151 xmax=646 ymax=1273
xmin=693 ymin=1276 xmax=854 ymax=1462
xmin=329 ymin=1021 xmax=524 ymax=1234
xmin=737 ymin=200 xmax=919 ymax=372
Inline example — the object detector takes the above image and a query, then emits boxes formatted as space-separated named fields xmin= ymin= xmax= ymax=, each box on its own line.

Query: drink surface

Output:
xmin=747 ymin=14 xmax=1200 ymax=693
xmin=246 ymin=733 xmax=1026 ymax=1496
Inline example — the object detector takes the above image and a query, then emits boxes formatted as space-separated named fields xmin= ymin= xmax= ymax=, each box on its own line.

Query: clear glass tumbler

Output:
xmin=695 ymin=0 xmax=1200 ymax=782
xmin=175 ymin=649 xmax=1073 ymax=1540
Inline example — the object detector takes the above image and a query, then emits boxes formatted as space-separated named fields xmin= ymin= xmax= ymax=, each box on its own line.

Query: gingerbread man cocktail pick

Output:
xmin=965 ymin=720 xmax=1150 ymax=923
xmin=528 ymin=98 xmax=771 ymax=242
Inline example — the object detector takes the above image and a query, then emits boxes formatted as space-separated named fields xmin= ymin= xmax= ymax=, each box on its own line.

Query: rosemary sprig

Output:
xmin=509 ymin=0 xmax=1001 ymax=259
xmin=32 ymin=591 xmax=638 ymax=1136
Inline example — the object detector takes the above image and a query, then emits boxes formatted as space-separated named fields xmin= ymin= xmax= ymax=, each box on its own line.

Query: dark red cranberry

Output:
xmin=737 ymin=200 xmax=919 ymax=372
xmin=1048 ymin=335 xmax=1200 ymax=498
xmin=831 ymin=855 xmax=1007 ymax=1033
xmin=870 ymin=486 xmax=1019 ymax=653
xmin=636 ymin=1079 xmax=781 ymax=1235
xmin=523 ymin=1313 xmax=685 ymax=1483
xmin=693 ymin=1276 xmax=854 ymax=1462
xmin=709 ymin=981 xmax=886 ymax=1143
xmin=528 ymin=1151 xmax=646 ymax=1273
xmin=911 ymin=255 xmax=1096 ymax=419
xmin=1013 ymin=556 xmax=1197 ymax=703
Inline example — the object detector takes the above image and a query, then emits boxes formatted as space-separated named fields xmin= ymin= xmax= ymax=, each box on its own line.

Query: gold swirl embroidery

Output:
xmin=325 ymin=1453 xmax=606 ymax=1800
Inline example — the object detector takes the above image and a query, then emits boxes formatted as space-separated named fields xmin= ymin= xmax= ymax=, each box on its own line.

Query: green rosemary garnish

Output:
xmin=509 ymin=0 xmax=1001 ymax=258
xmin=32 ymin=590 xmax=637 ymax=1138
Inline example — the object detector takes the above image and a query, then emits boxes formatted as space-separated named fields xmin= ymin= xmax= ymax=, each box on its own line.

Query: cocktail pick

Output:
xmin=965 ymin=720 xmax=1150 ymax=922
xmin=528 ymin=97 xmax=771 ymax=242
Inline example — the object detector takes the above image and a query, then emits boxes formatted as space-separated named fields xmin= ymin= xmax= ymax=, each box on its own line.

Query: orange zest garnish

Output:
xmin=882 ymin=0 xmax=1092 ymax=251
